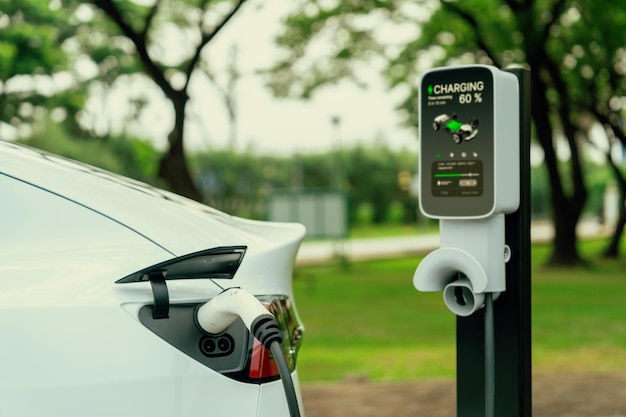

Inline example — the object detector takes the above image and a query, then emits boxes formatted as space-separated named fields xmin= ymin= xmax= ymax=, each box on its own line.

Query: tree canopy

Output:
xmin=3 ymin=0 xmax=250 ymax=201
xmin=267 ymin=0 xmax=626 ymax=264
xmin=89 ymin=0 xmax=247 ymax=201
xmin=0 ymin=1 xmax=84 ymax=136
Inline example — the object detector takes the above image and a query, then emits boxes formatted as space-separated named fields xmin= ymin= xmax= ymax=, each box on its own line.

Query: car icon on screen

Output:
xmin=433 ymin=113 xmax=479 ymax=143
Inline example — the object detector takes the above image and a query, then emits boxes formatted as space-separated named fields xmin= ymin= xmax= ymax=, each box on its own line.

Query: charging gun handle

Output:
xmin=196 ymin=288 xmax=282 ymax=347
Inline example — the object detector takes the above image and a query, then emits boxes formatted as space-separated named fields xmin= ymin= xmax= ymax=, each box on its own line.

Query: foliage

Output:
xmin=531 ymin=164 xmax=551 ymax=219
xmin=583 ymin=159 xmax=615 ymax=219
xmin=267 ymin=0 xmax=626 ymax=264
xmin=14 ymin=116 xmax=613 ymax=226
xmin=0 ymin=1 xmax=85 ymax=134
xmin=191 ymin=144 xmax=419 ymax=223
xmin=344 ymin=145 xmax=407 ymax=223
xmin=86 ymin=0 xmax=248 ymax=201
xmin=20 ymin=118 xmax=162 ymax=185
xmin=0 ymin=1 xmax=70 ymax=77
xmin=192 ymin=150 xmax=286 ymax=218
xmin=532 ymin=158 xmax=618 ymax=221
xmin=4 ymin=0 xmax=250 ymax=201
xmin=266 ymin=0 xmax=404 ymax=99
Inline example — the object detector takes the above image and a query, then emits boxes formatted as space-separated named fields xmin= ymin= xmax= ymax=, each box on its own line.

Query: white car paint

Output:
xmin=0 ymin=140 xmax=306 ymax=416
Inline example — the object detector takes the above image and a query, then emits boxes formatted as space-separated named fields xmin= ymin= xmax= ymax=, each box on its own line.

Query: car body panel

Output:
xmin=257 ymin=373 xmax=306 ymax=417
xmin=0 ymin=141 xmax=305 ymax=295
xmin=0 ymin=305 xmax=261 ymax=416
xmin=0 ymin=141 xmax=306 ymax=416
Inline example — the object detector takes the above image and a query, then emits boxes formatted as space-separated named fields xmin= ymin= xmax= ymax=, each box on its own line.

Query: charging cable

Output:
xmin=484 ymin=292 xmax=495 ymax=417
xmin=196 ymin=288 xmax=301 ymax=417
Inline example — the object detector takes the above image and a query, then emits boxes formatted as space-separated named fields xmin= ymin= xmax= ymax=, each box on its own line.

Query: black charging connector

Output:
xmin=196 ymin=288 xmax=302 ymax=417
xmin=251 ymin=314 xmax=301 ymax=417
xmin=251 ymin=314 xmax=283 ymax=347
xmin=270 ymin=340 xmax=301 ymax=417
xmin=484 ymin=293 xmax=495 ymax=417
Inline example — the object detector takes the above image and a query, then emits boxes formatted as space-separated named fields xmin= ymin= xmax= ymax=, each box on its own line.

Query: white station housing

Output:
xmin=414 ymin=65 xmax=520 ymax=316
xmin=418 ymin=65 xmax=519 ymax=219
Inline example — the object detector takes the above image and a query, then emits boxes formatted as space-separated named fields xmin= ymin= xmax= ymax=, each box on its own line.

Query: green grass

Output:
xmin=347 ymin=223 xmax=438 ymax=239
xmin=292 ymin=240 xmax=626 ymax=382
xmin=303 ymin=223 xmax=438 ymax=241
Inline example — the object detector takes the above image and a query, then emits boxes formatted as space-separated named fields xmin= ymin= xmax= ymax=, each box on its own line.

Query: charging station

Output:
xmin=413 ymin=65 xmax=531 ymax=417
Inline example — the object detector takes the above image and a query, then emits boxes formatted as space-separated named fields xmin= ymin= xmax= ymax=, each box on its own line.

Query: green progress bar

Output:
xmin=435 ymin=173 xmax=462 ymax=178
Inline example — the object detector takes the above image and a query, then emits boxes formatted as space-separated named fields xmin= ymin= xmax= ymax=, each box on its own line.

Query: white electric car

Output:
xmin=0 ymin=140 xmax=306 ymax=416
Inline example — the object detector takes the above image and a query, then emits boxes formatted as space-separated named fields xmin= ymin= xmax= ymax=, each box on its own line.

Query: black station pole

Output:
xmin=456 ymin=67 xmax=532 ymax=417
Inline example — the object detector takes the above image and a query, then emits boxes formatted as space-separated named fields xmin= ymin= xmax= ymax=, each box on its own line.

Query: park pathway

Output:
xmin=296 ymin=219 xmax=607 ymax=265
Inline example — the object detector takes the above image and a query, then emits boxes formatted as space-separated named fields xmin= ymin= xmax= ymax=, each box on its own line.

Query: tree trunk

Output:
xmin=158 ymin=93 xmax=203 ymax=202
xmin=599 ymin=133 xmax=626 ymax=258
xmin=604 ymin=199 xmax=626 ymax=258
xmin=505 ymin=2 xmax=587 ymax=266
xmin=530 ymin=71 xmax=585 ymax=265
xmin=550 ymin=204 xmax=584 ymax=265
xmin=159 ymin=141 xmax=202 ymax=202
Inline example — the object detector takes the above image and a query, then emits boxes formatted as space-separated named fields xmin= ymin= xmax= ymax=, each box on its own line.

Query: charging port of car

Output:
xmin=138 ymin=303 xmax=248 ymax=374
xmin=200 ymin=334 xmax=235 ymax=357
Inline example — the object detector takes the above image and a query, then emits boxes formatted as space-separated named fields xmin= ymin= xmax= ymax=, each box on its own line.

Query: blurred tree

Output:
xmin=0 ymin=1 xmax=85 ymax=136
xmin=343 ymin=145 xmax=400 ymax=224
xmin=531 ymin=165 xmax=552 ymax=219
xmin=300 ymin=152 xmax=333 ymax=188
xmin=266 ymin=0 xmax=626 ymax=265
xmin=191 ymin=144 xmax=417 ymax=222
xmin=21 ymin=118 xmax=162 ymax=184
xmin=192 ymin=150 xmax=291 ymax=218
xmin=583 ymin=123 xmax=626 ymax=258
xmin=199 ymin=44 xmax=241 ymax=151
xmin=555 ymin=1 xmax=626 ymax=258
xmin=86 ymin=0 xmax=247 ymax=201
